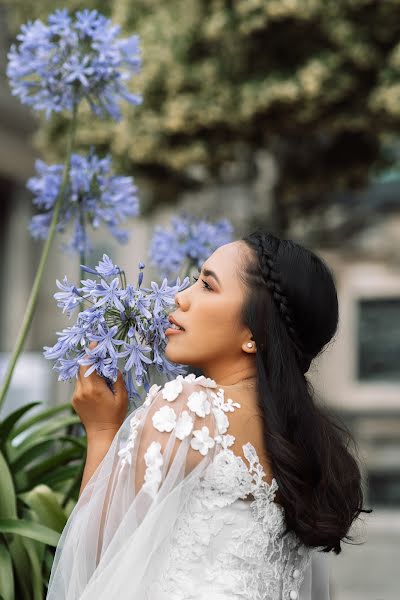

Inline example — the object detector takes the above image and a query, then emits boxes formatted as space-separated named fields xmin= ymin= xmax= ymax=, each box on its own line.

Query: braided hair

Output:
xmin=239 ymin=230 xmax=371 ymax=553
xmin=245 ymin=232 xmax=313 ymax=374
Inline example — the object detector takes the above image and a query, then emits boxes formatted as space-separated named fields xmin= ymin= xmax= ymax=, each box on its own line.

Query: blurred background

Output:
xmin=0 ymin=1 xmax=399 ymax=598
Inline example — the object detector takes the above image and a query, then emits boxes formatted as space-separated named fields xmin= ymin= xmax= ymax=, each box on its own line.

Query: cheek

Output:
xmin=164 ymin=305 xmax=241 ymax=364
xmin=198 ymin=303 xmax=240 ymax=341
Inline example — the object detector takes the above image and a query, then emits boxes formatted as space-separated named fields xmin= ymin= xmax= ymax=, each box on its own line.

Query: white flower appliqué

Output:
xmin=193 ymin=375 xmax=218 ymax=388
xmin=152 ymin=405 xmax=177 ymax=433
xmin=210 ymin=388 xmax=241 ymax=413
xmin=142 ymin=441 xmax=164 ymax=498
xmin=117 ymin=408 xmax=144 ymax=471
xmin=183 ymin=373 xmax=197 ymax=383
xmin=214 ymin=433 xmax=236 ymax=450
xmin=223 ymin=397 xmax=241 ymax=412
xmin=175 ymin=410 xmax=194 ymax=440
xmin=162 ymin=376 xmax=184 ymax=402
xmin=212 ymin=406 xmax=229 ymax=435
xmin=191 ymin=426 xmax=215 ymax=456
xmin=187 ymin=390 xmax=211 ymax=417
xmin=143 ymin=383 xmax=162 ymax=407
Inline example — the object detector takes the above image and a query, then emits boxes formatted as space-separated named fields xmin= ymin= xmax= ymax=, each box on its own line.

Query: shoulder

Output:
xmin=141 ymin=373 xmax=242 ymax=455
xmin=141 ymin=373 xmax=220 ymax=440
xmin=144 ymin=373 xmax=219 ymax=409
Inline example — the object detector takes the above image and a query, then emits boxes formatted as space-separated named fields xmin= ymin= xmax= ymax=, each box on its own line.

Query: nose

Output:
xmin=175 ymin=287 xmax=189 ymax=310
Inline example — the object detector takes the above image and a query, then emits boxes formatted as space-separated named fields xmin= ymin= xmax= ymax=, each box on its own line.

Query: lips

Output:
xmin=168 ymin=314 xmax=185 ymax=331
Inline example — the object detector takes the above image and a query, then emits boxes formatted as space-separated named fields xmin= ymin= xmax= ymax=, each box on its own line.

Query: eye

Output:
xmin=192 ymin=274 xmax=212 ymax=291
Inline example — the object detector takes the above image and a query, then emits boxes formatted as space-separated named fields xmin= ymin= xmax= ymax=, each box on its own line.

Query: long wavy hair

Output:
xmin=239 ymin=230 xmax=372 ymax=554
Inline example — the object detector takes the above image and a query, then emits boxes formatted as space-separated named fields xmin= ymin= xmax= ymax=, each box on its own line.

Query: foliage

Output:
xmin=0 ymin=401 xmax=85 ymax=599
xmin=3 ymin=0 xmax=400 ymax=220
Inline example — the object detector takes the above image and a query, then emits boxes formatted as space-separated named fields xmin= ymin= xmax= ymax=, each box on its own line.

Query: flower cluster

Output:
xmin=44 ymin=254 xmax=189 ymax=404
xmin=7 ymin=8 xmax=142 ymax=120
xmin=28 ymin=151 xmax=140 ymax=254
xmin=148 ymin=212 xmax=234 ymax=279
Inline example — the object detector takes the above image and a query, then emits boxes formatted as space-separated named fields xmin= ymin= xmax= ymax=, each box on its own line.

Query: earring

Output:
xmin=247 ymin=342 xmax=253 ymax=348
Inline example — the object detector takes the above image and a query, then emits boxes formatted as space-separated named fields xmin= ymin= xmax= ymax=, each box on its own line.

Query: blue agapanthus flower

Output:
xmin=44 ymin=254 xmax=189 ymax=406
xmin=28 ymin=150 xmax=140 ymax=254
xmin=7 ymin=8 xmax=142 ymax=120
xmin=149 ymin=212 xmax=234 ymax=279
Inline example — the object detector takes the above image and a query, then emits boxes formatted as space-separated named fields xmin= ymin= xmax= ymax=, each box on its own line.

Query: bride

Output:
xmin=46 ymin=230 xmax=370 ymax=599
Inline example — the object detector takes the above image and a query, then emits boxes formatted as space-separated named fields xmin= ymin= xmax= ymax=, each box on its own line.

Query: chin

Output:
xmin=165 ymin=340 xmax=190 ymax=365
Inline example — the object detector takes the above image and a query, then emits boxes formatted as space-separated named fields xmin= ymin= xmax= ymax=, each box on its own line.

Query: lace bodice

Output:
xmin=118 ymin=373 xmax=314 ymax=600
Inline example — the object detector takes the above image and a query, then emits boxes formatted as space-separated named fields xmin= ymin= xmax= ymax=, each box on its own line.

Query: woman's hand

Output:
xmin=71 ymin=342 xmax=128 ymax=436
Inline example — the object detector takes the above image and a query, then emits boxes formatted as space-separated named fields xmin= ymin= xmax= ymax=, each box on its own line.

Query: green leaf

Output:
xmin=20 ymin=537 xmax=43 ymax=600
xmin=25 ymin=446 xmax=83 ymax=489
xmin=43 ymin=547 xmax=55 ymax=581
xmin=15 ymin=415 xmax=81 ymax=453
xmin=10 ymin=433 xmax=86 ymax=474
xmin=8 ymin=534 xmax=30 ymax=600
xmin=0 ymin=542 xmax=14 ymax=600
xmin=9 ymin=403 xmax=72 ymax=439
xmin=0 ymin=518 xmax=60 ymax=547
xmin=57 ymin=434 xmax=87 ymax=450
xmin=18 ymin=485 xmax=67 ymax=533
xmin=13 ymin=471 xmax=29 ymax=494
xmin=0 ymin=451 xmax=17 ymax=519
xmin=41 ymin=464 xmax=82 ymax=488
xmin=0 ymin=402 xmax=41 ymax=449
xmin=10 ymin=439 xmax=55 ymax=473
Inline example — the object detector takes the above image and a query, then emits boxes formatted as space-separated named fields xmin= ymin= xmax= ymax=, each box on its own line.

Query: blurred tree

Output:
xmin=3 ymin=0 xmax=400 ymax=236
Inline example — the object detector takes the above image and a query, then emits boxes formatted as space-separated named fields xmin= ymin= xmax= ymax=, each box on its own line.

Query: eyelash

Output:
xmin=192 ymin=274 xmax=212 ymax=291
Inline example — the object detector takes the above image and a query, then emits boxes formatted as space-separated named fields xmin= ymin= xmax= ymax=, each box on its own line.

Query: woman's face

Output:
xmin=165 ymin=240 xmax=256 ymax=381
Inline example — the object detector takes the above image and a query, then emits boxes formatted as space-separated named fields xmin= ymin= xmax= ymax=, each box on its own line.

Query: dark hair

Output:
xmin=239 ymin=230 xmax=372 ymax=554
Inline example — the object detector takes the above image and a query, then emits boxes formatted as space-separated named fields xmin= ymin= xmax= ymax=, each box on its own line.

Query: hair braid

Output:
xmin=247 ymin=232 xmax=312 ymax=373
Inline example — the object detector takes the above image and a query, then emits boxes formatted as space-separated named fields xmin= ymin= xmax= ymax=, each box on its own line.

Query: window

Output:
xmin=357 ymin=297 xmax=400 ymax=382
xmin=368 ymin=470 xmax=400 ymax=507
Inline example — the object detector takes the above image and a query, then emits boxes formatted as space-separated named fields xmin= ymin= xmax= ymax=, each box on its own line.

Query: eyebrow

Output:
xmin=201 ymin=266 xmax=221 ymax=287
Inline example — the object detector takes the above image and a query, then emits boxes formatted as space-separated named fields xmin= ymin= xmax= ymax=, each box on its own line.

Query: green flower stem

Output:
xmin=0 ymin=106 xmax=79 ymax=412
xmin=79 ymin=200 xmax=86 ymax=283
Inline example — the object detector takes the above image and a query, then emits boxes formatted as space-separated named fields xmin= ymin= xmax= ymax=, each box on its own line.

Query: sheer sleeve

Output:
xmin=46 ymin=373 xmax=219 ymax=600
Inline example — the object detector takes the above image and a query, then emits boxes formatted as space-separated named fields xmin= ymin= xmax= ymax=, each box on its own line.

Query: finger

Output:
xmin=113 ymin=370 xmax=127 ymax=398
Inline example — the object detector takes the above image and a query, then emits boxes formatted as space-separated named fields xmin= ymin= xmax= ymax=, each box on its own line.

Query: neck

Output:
xmin=200 ymin=364 xmax=257 ymax=387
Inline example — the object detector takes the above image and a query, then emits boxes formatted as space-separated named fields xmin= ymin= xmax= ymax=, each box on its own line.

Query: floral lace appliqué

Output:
xmin=143 ymin=383 xmax=162 ymax=407
xmin=162 ymin=376 xmax=184 ymax=401
xmin=151 ymin=442 xmax=308 ymax=600
xmin=186 ymin=390 xmax=211 ymax=418
xmin=142 ymin=441 xmax=163 ymax=499
xmin=117 ymin=406 xmax=145 ymax=470
xmin=175 ymin=410 xmax=194 ymax=440
xmin=126 ymin=376 xmax=314 ymax=599
xmin=152 ymin=405 xmax=177 ymax=433
xmin=190 ymin=426 xmax=215 ymax=456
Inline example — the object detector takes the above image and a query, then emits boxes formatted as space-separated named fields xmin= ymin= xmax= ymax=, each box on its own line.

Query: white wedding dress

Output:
xmin=46 ymin=373 xmax=331 ymax=599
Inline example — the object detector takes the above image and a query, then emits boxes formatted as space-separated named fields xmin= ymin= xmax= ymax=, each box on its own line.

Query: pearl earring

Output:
xmin=247 ymin=342 xmax=253 ymax=348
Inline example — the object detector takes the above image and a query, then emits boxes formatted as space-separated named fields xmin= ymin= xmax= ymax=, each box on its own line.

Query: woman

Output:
xmin=46 ymin=230 xmax=370 ymax=599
